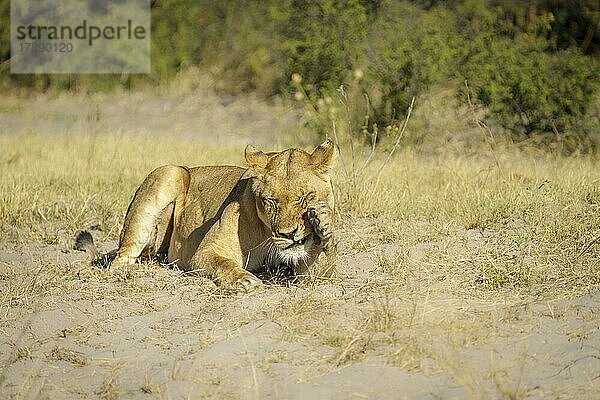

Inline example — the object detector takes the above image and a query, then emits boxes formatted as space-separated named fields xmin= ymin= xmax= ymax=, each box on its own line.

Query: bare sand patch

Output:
xmin=1 ymin=229 xmax=598 ymax=399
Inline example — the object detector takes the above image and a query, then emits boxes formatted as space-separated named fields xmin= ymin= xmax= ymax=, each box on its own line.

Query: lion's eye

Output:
xmin=299 ymin=191 xmax=315 ymax=207
xmin=262 ymin=197 xmax=278 ymax=209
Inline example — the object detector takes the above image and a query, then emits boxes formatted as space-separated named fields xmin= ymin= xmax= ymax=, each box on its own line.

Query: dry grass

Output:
xmin=335 ymin=148 xmax=600 ymax=293
xmin=0 ymin=132 xmax=243 ymax=243
xmin=0 ymin=83 xmax=599 ymax=399
xmin=2 ymin=125 xmax=598 ymax=295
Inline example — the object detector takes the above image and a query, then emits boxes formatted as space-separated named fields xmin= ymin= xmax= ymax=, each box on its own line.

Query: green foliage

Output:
xmin=1 ymin=0 xmax=204 ymax=91
xmin=272 ymin=0 xmax=367 ymax=92
xmin=490 ymin=0 xmax=600 ymax=54
xmin=195 ymin=0 xmax=283 ymax=94
xmin=458 ymin=7 xmax=599 ymax=148
xmin=151 ymin=0 xmax=203 ymax=82
xmin=0 ymin=0 xmax=8 ymax=63
xmin=364 ymin=2 xmax=461 ymax=125
xmin=1 ymin=0 xmax=598 ymax=150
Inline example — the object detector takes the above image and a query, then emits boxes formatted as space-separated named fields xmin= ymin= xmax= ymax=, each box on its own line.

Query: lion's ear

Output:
xmin=310 ymin=139 xmax=336 ymax=174
xmin=245 ymin=145 xmax=269 ymax=169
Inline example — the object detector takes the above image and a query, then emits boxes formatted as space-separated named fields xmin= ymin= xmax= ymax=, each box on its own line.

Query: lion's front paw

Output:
xmin=109 ymin=255 xmax=137 ymax=275
xmin=307 ymin=201 xmax=334 ymax=245
xmin=224 ymin=270 xmax=263 ymax=291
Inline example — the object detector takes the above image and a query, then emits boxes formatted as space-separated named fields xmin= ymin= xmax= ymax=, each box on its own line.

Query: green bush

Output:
xmin=0 ymin=0 xmax=204 ymax=91
xmin=151 ymin=0 xmax=203 ymax=82
xmin=272 ymin=0 xmax=368 ymax=92
xmin=195 ymin=0 xmax=284 ymax=95
xmin=1 ymin=0 xmax=598 ymax=151
xmin=363 ymin=2 xmax=461 ymax=126
xmin=195 ymin=0 xmax=368 ymax=96
xmin=460 ymin=33 xmax=599 ymax=146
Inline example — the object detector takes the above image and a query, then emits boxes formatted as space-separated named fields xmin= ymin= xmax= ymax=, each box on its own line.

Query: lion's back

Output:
xmin=184 ymin=165 xmax=247 ymax=217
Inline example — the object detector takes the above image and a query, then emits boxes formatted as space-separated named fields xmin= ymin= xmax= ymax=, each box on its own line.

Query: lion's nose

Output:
xmin=276 ymin=226 xmax=298 ymax=240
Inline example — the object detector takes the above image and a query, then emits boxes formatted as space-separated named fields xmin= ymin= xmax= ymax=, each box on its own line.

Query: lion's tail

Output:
xmin=73 ymin=229 xmax=116 ymax=268
xmin=74 ymin=230 xmax=99 ymax=256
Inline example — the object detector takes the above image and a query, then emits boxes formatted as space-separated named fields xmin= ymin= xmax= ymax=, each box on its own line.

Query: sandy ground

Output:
xmin=1 ymin=226 xmax=599 ymax=400
xmin=1 ymin=87 xmax=599 ymax=398
xmin=0 ymin=82 xmax=303 ymax=147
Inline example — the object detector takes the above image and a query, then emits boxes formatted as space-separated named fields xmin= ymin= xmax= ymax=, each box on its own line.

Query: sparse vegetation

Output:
xmin=1 ymin=0 xmax=598 ymax=149
xmin=0 ymin=0 xmax=599 ymax=395
xmin=1 ymin=79 xmax=599 ymax=398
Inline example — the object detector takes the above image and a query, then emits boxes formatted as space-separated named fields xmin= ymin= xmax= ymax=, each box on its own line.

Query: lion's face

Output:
xmin=245 ymin=139 xmax=335 ymax=265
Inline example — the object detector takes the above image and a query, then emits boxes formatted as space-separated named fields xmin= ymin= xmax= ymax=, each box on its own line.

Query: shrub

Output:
xmin=363 ymin=2 xmax=461 ymax=127
xmin=272 ymin=0 xmax=368 ymax=92
xmin=1 ymin=0 xmax=598 ymax=153
xmin=461 ymin=33 xmax=599 ymax=146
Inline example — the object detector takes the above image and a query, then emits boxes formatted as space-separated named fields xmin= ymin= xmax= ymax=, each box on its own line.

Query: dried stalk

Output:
xmin=373 ymin=96 xmax=415 ymax=184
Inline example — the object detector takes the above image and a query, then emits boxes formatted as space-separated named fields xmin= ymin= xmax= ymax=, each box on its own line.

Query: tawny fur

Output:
xmin=108 ymin=140 xmax=336 ymax=289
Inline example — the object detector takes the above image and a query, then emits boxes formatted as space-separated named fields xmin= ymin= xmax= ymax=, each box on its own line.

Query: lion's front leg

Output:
xmin=306 ymin=201 xmax=336 ymax=277
xmin=194 ymin=250 xmax=262 ymax=290
xmin=190 ymin=202 xmax=263 ymax=291
xmin=307 ymin=200 xmax=334 ymax=246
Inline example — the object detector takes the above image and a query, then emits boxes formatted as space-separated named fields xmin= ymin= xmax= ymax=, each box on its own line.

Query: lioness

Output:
xmin=81 ymin=140 xmax=336 ymax=289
